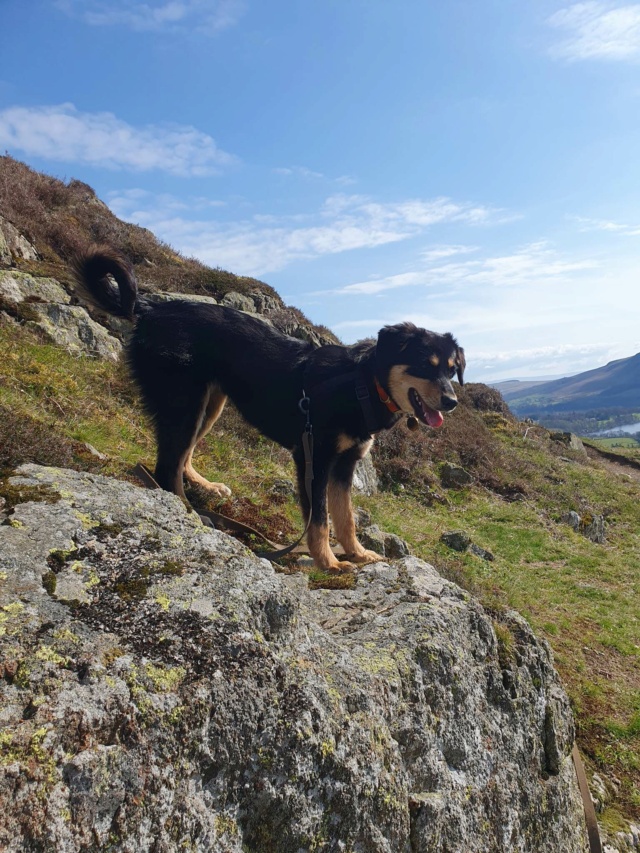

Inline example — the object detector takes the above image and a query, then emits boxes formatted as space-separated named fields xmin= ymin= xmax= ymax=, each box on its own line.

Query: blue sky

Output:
xmin=1 ymin=1 xmax=640 ymax=382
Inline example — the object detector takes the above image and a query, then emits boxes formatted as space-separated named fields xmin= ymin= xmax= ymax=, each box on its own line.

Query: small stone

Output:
xmin=84 ymin=443 xmax=108 ymax=460
xmin=353 ymin=507 xmax=372 ymax=530
xmin=469 ymin=543 xmax=494 ymax=561
xmin=383 ymin=532 xmax=411 ymax=559
xmin=440 ymin=462 xmax=474 ymax=489
xmin=359 ymin=524 xmax=387 ymax=556
xmin=561 ymin=511 xmax=581 ymax=531
xmin=441 ymin=531 xmax=471 ymax=552
xmin=270 ymin=479 xmax=296 ymax=497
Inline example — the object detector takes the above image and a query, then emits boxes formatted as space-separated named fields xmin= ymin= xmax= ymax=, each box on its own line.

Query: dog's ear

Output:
xmin=455 ymin=347 xmax=466 ymax=385
xmin=376 ymin=322 xmax=417 ymax=359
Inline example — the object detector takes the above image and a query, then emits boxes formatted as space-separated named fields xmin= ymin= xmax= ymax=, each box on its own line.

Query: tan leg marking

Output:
xmin=328 ymin=480 xmax=383 ymax=565
xmin=307 ymin=522 xmax=357 ymax=572
xmin=336 ymin=433 xmax=357 ymax=453
xmin=183 ymin=384 xmax=232 ymax=497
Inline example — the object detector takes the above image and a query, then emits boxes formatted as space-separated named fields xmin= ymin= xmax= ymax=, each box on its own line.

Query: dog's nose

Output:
xmin=440 ymin=394 xmax=458 ymax=411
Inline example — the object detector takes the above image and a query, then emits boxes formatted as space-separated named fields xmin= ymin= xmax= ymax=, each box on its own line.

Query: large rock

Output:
xmin=0 ymin=270 xmax=70 ymax=308
xmin=0 ymin=216 xmax=39 ymax=265
xmin=0 ymin=465 xmax=589 ymax=852
xmin=353 ymin=454 xmax=379 ymax=495
xmin=21 ymin=303 xmax=122 ymax=362
xmin=145 ymin=291 xmax=219 ymax=306
xmin=0 ymin=270 xmax=121 ymax=361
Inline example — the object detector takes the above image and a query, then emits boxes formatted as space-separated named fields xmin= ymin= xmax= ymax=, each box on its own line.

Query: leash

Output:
xmin=572 ymin=744 xmax=603 ymax=853
xmin=253 ymin=392 xmax=314 ymax=560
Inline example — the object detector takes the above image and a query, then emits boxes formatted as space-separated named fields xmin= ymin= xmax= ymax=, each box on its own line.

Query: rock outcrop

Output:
xmin=0 ymin=215 xmax=39 ymax=265
xmin=0 ymin=270 xmax=122 ymax=361
xmin=0 ymin=465 xmax=589 ymax=852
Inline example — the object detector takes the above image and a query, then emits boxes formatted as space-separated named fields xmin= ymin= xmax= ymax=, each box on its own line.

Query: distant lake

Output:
xmin=593 ymin=421 xmax=640 ymax=437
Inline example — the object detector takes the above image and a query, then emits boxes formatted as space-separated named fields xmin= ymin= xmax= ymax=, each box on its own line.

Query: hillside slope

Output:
xmin=1 ymin=158 xmax=639 ymax=843
xmin=503 ymin=352 xmax=640 ymax=414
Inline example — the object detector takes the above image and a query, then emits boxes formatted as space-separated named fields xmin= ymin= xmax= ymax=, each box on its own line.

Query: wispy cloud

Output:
xmin=573 ymin=214 xmax=640 ymax=235
xmin=273 ymin=165 xmax=357 ymax=186
xmin=331 ymin=241 xmax=597 ymax=296
xmin=108 ymin=190 xmax=500 ymax=275
xmin=548 ymin=2 xmax=640 ymax=61
xmin=0 ymin=103 xmax=237 ymax=176
xmin=54 ymin=0 xmax=245 ymax=35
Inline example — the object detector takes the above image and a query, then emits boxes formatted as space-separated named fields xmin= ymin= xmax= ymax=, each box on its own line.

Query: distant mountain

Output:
xmin=502 ymin=353 xmax=640 ymax=415
xmin=493 ymin=379 xmax=548 ymax=396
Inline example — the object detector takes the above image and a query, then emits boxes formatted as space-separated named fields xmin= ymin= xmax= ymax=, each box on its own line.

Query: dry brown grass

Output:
xmin=373 ymin=383 xmax=521 ymax=496
xmin=0 ymin=155 xmax=281 ymax=302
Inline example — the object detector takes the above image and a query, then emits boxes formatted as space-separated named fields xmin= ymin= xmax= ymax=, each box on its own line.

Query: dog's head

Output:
xmin=375 ymin=322 xmax=465 ymax=428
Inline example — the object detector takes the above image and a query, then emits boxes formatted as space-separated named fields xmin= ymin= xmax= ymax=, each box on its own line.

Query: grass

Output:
xmin=593 ymin=437 xmax=640 ymax=449
xmin=1 ymin=319 xmax=639 ymax=827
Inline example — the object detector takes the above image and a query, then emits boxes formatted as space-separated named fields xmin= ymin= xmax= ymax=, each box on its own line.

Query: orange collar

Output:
xmin=375 ymin=378 xmax=401 ymax=414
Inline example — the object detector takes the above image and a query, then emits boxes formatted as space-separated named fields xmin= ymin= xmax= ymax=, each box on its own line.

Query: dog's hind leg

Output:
xmin=183 ymin=384 xmax=231 ymax=497
xmin=328 ymin=445 xmax=383 ymax=565
xmin=148 ymin=381 xmax=211 ymax=499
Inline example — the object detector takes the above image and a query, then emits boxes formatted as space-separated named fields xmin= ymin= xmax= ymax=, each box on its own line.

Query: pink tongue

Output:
xmin=425 ymin=409 xmax=444 ymax=428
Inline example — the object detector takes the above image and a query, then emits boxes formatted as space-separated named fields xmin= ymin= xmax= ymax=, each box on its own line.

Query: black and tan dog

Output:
xmin=73 ymin=248 xmax=465 ymax=570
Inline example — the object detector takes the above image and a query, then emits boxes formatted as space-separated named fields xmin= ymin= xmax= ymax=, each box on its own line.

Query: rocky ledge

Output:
xmin=0 ymin=465 xmax=588 ymax=852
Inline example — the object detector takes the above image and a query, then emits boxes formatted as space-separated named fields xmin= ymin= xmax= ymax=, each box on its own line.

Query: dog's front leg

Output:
xmin=294 ymin=445 xmax=357 ymax=572
xmin=328 ymin=450 xmax=383 ymax=565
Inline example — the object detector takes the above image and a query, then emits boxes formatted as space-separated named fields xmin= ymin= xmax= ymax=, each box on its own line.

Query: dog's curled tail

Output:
xmin=72 ymin=247 xmax=140 ymax=321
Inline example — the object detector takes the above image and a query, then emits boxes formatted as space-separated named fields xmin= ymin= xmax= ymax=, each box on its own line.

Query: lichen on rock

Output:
xmin=0 ymin=464 xmax=589 ymax=852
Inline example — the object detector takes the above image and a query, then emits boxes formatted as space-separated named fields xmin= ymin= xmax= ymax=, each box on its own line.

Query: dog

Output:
xmin=73 ymin=247 xmax=465 ymax=571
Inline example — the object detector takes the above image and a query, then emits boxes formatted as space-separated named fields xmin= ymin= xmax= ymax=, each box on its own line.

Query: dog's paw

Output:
xmin=350 ymin=549 xmax=384 ymax=564
xmin=318 ymin=559 xmax=358 ymax=573
xmin=208 ymin=482 xmax=232 ymax=497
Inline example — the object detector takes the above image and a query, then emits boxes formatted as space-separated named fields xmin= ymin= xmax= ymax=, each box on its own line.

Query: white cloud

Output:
xmin=548 ymin=2 xmax=640 ymax=61
xmin=475 ymin=342 xmax=624 ymax=382
xmin=0 ymin=103 xmax=237 ymax=176
xmin=107 ymin=190 xmax=499 ymax=275
xmin=272 ymin=166 xmax=357 ymax=186
xmin=332 ymin=242 xmax=598 ymax=296
xmin=273 ymin=166 xmax=325 ymax=180
xmin=54 ymin=0 xmax=245 ymax=35
xmin=420 ymin=245 xmax=479 ymax=262
xmin=573 ymin=214 xmax=640 ymax=235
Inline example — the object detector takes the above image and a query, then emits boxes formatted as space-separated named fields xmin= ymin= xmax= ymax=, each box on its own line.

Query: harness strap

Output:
xmin=354 ymin=369 xmax=380 ymax=435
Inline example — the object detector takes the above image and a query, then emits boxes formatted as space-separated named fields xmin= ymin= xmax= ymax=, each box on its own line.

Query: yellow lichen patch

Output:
xmin=35 ymin=645 xmax=68 ymax=666
xmin=143 ymin=663 xmax=186 ymax=693
xmin=85 ymin=570 xmax=100 ymax=589
xmin=1 ymin=602 xmax=24 ymax=616
xmin=155 ymin=593 xmax=171 ymax=611
xmin=52 ymin=628 xmax=79 ymax=644
xmin=0 ymin=602 xmax=25 ymax=636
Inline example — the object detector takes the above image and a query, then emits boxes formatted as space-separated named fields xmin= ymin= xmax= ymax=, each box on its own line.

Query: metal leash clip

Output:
xmin=299 ymin=391 xmax=312 ymax=433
